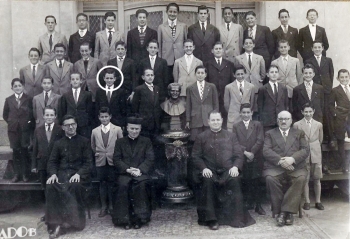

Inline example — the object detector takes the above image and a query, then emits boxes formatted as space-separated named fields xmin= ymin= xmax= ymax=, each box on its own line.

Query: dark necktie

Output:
xmin=49 ymin=34 xmax=53 ymax=52
xmin=274 ymin=83 xmax=278 ymax=101
xmin=282 ymin=131 xmax=287 ymax=142
xmin=16 ymin=96 xmax=20 ymax=108
xmin=32 ymin=65 xmax=36 ymax=80
xmin=84 ymin=60 xmax=88 ymax=73
xmin=140 ymin=26 xmax=145 ymax=45
xmin=108 ymin=31 xmax=112 ymax=46
xmin=248 ymin=54 xmax=252 ymax=69
xmin=170 ymin=21 xmax=176 ymax=38
xmin=45 ymin=92 xmax=49 ymax=106
xmin=107 ymin=87 xmax=111 ymax=103
xmin=227 ymin=23 xmax=230 ymax=31
xmin=201 ymin=22 xmax=205 ymax=35
xmin=239 ymin=83 xmax=244 ymax=96
xmin=74 ymin=89 xmax=78 ymax=104
xmin=46 ymin=123 xmax=52 ymax=141
xmin=59 ymin=60 xmax=62 ymax=68
xmin=217 ymin=59 xmax=220 ymax=66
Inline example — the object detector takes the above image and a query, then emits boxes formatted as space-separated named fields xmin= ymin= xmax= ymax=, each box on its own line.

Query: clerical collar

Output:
xmin=128 ymin=135 xmax=138 ymax=140
xmin=66 ymin=133 xmax=76 ymax=139
xmin=211 ymin=128 xmax=222 ymax=133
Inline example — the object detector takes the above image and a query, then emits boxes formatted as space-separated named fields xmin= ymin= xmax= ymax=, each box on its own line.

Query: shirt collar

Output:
xmin=168 ymin=19 xmax=177 ymax=26
xmin=66 ymin=134 xmax=77 ymax=139
xmin=106 ymin=85 xmax=114 ymax=90
xmin=199 ymin=20 xmax=207 ymax=28
xmin=314 ymin=54 xmax=322 ymax=59
xmin=47 ymin=32 xmax=55 ymax=37
xmin=102 ymin=123 xmax=111 ymax=130
xmin=138 ymin=25 xmax=147 ymax=31
xmin=118 ymin=55 xmax=125 ymax=61
xmin=237 ymin=80 xmax=244 ymax=87
xmin=45 ymin=122 xmax=54 ymax=128
xmin=215 ymin=57 xmax=223 ymax=61
xmin=245 ymin=52 xmax=253 ymax=57
xmin=106 ymin=28 xmax=115 ymax=34
xmin=44 ymin=90 xmax=51 ymax=96
xmin=79 ymin=28 xmax=87 ymax=36
xmin=283 ymin=55 xmax=289 ymax=61
xmin=225 ymin=22 xmax=232 ymax=27
xmin=279 ymin=128 xmax=290 ymax=136
xmin=249 ymin=25 xmax=256 ymax=30
xmin=128 ymin=135 xmax=138 ymax=140
xmin=304 ymin=80 xmax=313 ymax=87
xmin=197 ymin=80 xmax=205 ymax=87
xmin=31 ymin=63 xmax=39 ymax=69
xmin=210 ymin=128 xmax=221 ymax=133
xmin=243 ymin=119 xmax=250 ymax=124
xmin=83 ymin=57 xmax=89 ymax=61
xmin=15 ymin=93 xmax=23 ymax=99
xmin=186 ymin=53 xmax=193 ymax=58
xmin=72 ymin=87 xmax=81 ymax=93
xmin=304 ymin=118 xmax=313 ymax=124
xmin=55 ymin=59 xmax=64 ymax=66
xmin=281 ymin=24 xmax=289 ymax=29
xmin=309 ymin=24 xmax=316 ymax=28
xmin=145 ymin=82 xmax=154 ymax=87
xmin=269 ymin=81 xmax=278 ymax=88
xmin=149 ymin=55 xmax=156 ymax=60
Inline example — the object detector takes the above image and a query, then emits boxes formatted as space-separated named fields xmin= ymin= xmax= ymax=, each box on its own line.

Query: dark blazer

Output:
xmin=305 ymin=56 xmax=334 ymax=94
xmin=126 ymin=27 xmax=158 ymax=64
xmin=19 ymin=64 xmax=45 ymax=98
xmin=297 ymin=25 xmax=329 ymax=61
xmin=271 ymin=25 xmax=299 ymax=58
xmin=292 ymin=82 xmax=324 ymax=123
xmin=187 ymin=22 xmax=220 ymax=62
xmin=95 ymin=88 xmax=128 ymax=127
xmin=132 ymin=84 xmax=162 ymax=132
xmin=32 ymin=124 xmax=64 ymax=171
xmin=59 ymin=89 xmax=93 ymax=127
xmin=257 ymin=83 xmax=288 ymax=127
xmin=138 ymin=56 xmax=169 ymax=102
xmin=107 ymin=57 xmax=137 ymax=93
xmin=243 ymin=25 xmax=274 ymax=66
xmin=68 ymin=30 xmax=95 ymax=64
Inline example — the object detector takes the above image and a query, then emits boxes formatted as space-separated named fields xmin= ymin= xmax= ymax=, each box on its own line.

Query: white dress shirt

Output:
xmin=145 ymin=82 xmax=154 ymax=92
xmin=101 ymin=123 xmax=111 ymax=133
xmin=31 ymin=63 xmax=39 ymax=73
xmin=168 ymin=19 xmax=177 ymax=27
xmin=138 ymin=25 xmax=147 ymax=33
xmin=245 ymin=52 xmax=254 ymax=62
xmin=269 ymin=81 xmax=278 ymax=94
xmin=79 ymin=29 xmax=87 ymax=37
xmin=106 ymin=28 xmax=115 ymax=37
xmin=72 ymin=87 xmax=81 ymax=101
xmin=199 ymin=21 xmax=207 ymax=30
xmin=279 ymin=128 xmax=290 ymax=137
xmin=308 ymin=24 xmax=316 ymax=41
xmin=248 ymin=25 xmax=257 ymax=39
xmin=45 ymin=122 xmax=54 ymax=131
xmin=243 ymin=120 xmax=250 ymax=129
xmin=185 ymin=54 xmax=193 ymax=71
xmin=55 ymin=59 xmax=65 ymax=67
xmin=281 ymin=25 xmax=289 ymax=33
xmin=304 ymin=80 xmax=313 ymax=88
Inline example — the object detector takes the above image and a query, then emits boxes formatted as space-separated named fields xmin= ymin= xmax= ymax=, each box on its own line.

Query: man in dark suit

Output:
xmin=263 ymin=110 xmax=309 ymax=226
xmin=272 ymin=9 xmax=299 ymax=58
xmin=126 ymin=9 xmax=157 ymax=66
xmin=297 ymin=9 xmax=329 ymax=62
xmin=187 ymin=5 xmax=220 ymax=62
xmin=243 ymin=11 xmax=274 ymax=71
xmin=68 ymin=13 xmax=95 ymax=64
xmin=112 ymin=116 xmax=154 ymax=229
xmin=292 ymin=64 xmax=324 ymax=123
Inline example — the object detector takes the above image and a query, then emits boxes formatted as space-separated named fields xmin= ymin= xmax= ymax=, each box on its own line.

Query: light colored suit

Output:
xmin=19 ymin=64 xmax=45 ymax=98
xmin=293 ymin=119 xmax=323 ymax=164
xmin=38 ymin=31 xmax=68 ymax=64
xmin=218 ymin=22 xmax=243 ymax=62
xmin=224 ymin=80 xmax=255 ymax=130
xmin=173 ymin=55 xmax=202 ymax=96
xmin=271 ymin=55 xmax=302 ymax=98
xmin=158 ymin=21 xmax=188 ymax=66
xmin=32 ymin=91 xmax=61 ymax=129
xmin=94 ymin=30 xmax=124 ymax=66
xmin=45 ymin=60 xmax=73 ymax=95
xmin=91 ymin=123 xmax=123 ymax=167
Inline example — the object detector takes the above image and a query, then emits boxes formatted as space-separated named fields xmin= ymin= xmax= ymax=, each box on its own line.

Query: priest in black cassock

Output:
xmin=191 ymin=110 xmax=256 ymax=230
xmin=112 ymin=116 xmax=154 ymax=230
xmin=45 ymin=115 xmax=92 ymax=239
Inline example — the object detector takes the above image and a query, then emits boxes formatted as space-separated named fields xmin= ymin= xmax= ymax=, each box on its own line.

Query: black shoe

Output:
xmin=276 ymin=212 xmax=286 ymax=226
xmin=303 ymin=203 xmax=310 ymax=210
xmin=124 ymin=224 xmax=132 ymax=230
xmin=315 ymin=203 xmax=324 ymax=210
xmin=140 ymin=218 xmax=150 ymax=224
xmin=22 ymin=175 xmax=29 ymax=182
xmin=49 ymin=225 xmax=64 ymax=239
xmin=134 ymin=222 xmax=142 ymax=229
xmin=208 ymin=221 xmax=219 ymax=230
xmin=255 ymin=204 xmax=266 ymax=215
xmin=98 ymin=209 xmax=108 ymax=217
xmin=285 ymin=213 xmax=294 ymax=225
xmin=11 ymin=175 xmax=20 ymax=183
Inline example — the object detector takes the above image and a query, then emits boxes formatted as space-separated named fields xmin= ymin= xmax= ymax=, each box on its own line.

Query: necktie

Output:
xmin=283 ymin=25 xmax=287 ymax=34
xmin=345 ymin=85 xmax=350 ymax=101
xmin=282 ymin=131 xmax=287 ymax=142
xmin=151 ymin=57 xmax=155 ymax=69
xmin=108 ymin=31 xmax=112 ymax=46
xmin=317 ymin=56 xmax=321 ymax=66
xmin=248 ymin=54 xmax=252 ymax=69
xmin=46 ymin=123 xmax=52 ymax=141
xmin=217 ymin=59 xmax=220 ymax=66
xmin=45 ymin=92 xmax=49 ymax=106
xmin=307 ymin=121 xmax=311 ymax=128
xmin=74 ymin=89 xmax=78 ymax=104
xmin=199 ymin=83 xmax=204 ymax=99
xmin=249 ymin=28 xmax=253 ymax=38
xmin=79 ymin=30 xmax=84 ymax=37
xmin=245 ymin=122 xmax=249 ymax=129
xmin=16 ymin=96 xmax=20 ymax=108
xmin=201 ymin=22 xmax=205 ymax=35
xmin=306 ymin=83 xmax=312 ymax=100
xmin=59 ymin=60 xmax=62 ymax=68
xmin=84 ymin=60 xmax=88 ymax=73
xmin=107 ymin=87 xmax=111 ymax=103
xmin=32 ymin=65 xmax=36 ymax=80
xmin=119 ymin=57 xmax=123 ymax=62
xmin=239 ymin=83 xmax=244 ymax=97
xmin=170 ymin=21 xmax=176 ymax=38
xmin=47 ymin=123 xmax=52 ymax=132
xmin=140 ymin=27 xmax=144 ymax=34
xmin=274 ymin=83 xmax=278 ymax=101
xmin=49 ymin=34 xmax=53 ymax=52
xmin=227 ymin=23 xmax=230 ymax=31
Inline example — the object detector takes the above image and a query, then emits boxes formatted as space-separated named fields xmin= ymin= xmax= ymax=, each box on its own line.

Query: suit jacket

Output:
xmin=33 ymin=91 xmax=61 ymax=128
xmin=305 ymin=56 xmax=334 ymax=94
xmin=173 ymin=55 xmax=203 ymax=96
xmin=95 ymin=88 xmax=128 ymax=127
xmin=218 ymin=22 xmax=243 ymax=62
xmin=132 ymin=84 xmax=162 ymax=131
xmin=292 ymin=82 xmax=324 ymax=123
xmin=263 ymin=127 xmax=310 ymax=177
xmin=271 ymin=55 xmax=302 ymax=98
xmin=258 ymin=83 xmax=289 ymax=127
xmin=107 ymin=57 xmax=137 ymax=93
xmin=91 ymin=123 xmax=123 ymax=167
xmin=94 ymin=30 xmax=124 ymax=65
xmin=59 ymin=89 xmax=93 ymax=127
xmin=68 ymin=30 xmax=95 ymax=63
xmin=188 ymin=22 xmax=220 ymax=62
xmin=158 ymin=21 xmax=188 ymax=66
xmin=127 ymin=27 xmax=158 ymax=64
xmin=38 ymin=31 xmax=68 ymax=64
xmin=243 ymin=25 xmax=274 ymax=64
xmin=138 ymin=56 xmax=169 ymax=102
xmin=271 ymin=25 xmax=299 ymax=58
xmin=19 ymin=64 xmax=45 ymax=98
xmin=224 ymin=80 xmax=255 ymax=128
xmin=32 ymin=124 xmax=64 ymax=170
xmin=186 ymin=81 xmax=219 ymax=128
xmin=297 ymin=25 xmax=329 ymax=61
xmin=45 ymin=60 xmax=74 ymax=95
xmin=293 ymin=119 xmax=323 ymax=164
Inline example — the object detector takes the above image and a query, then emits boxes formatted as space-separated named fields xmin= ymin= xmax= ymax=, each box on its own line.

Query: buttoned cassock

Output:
xmin=19 ymin=64 xmax=45 ymax=98
xmin=218 ymin=22 xmax=243 ymax=62
xmin=45 ymin=60 xmax=74 ymax=95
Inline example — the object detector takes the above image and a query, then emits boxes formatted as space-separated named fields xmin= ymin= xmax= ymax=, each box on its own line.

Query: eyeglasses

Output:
xmin=63 ymin=123 xmax=77 ymax=128
xmin=278 ymin=118 xmax=291 ymax=121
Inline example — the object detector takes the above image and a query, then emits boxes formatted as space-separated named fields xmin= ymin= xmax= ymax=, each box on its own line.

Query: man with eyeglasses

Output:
xmin=45 ymin=114 xmax=93 ymax=238
xmin=263 ymin=111 xmax=309 ymax=227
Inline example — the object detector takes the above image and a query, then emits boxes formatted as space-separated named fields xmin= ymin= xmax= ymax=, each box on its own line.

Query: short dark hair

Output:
xmin=240 ymin=103 xmax=252 ymax=112
xmin=243 ymin=37 xmax=255 ymax=44
xmin=147 ymin=39 xmax=159 ymax=48
xmin=212 ymin=41 xmax=224 ymax=49
xmin=208 ymin=110 xmax=222 ymax=119
xmin=45 ymin=15 xmax=56 ymax=23
xmin=28 ymin=47 xmax=41 ymax=57
xmin=222 ymin=7 xmax=233 ymax=16
xmin=195 ymin=65 xmax=207 ymax=74
xmin=234 ymin=65 xmax=247 ymax=74
xmin=198 ymin=5 xmax=209 ymax=13
xmin=11 ymin=78 xmax=24 ymax=87
xmin=61 ymin=115 xmax=76 ymax=125
xmin=268 ymin=64 xmax=279 ymax=72
xmin=103 ymin=68 xmax=116 ymax=78
xmin=104 ymin=11 xmax=116 ymax=20
xmin=43 ymin=106 xmax=57 ymax=116
xmin=278 ymin=39 xmax=290 ymax=47
xmin=338 ymin=69 xmax=350 ymax=78
xmin=80 ymin=42 xmax=92 ymax=49
xmin=312 ymin=41 xmax=324 ymax=47
xmin=54 ymin=43 xmax=66 ymax=51
xmin=278 ymin=9 xmax=290 ymax=18
xmin=70 ymin=72 xmax=82 ymax=80
xmin=41 ymin=76 xmax=54 ymax=84
xmin=76 ymin=13 xmax=88 ymax=21
xmin=301 ymin=102 xmax=315 ymax=111
xmin=307 ymin=9 xmax=318 ymax=17
xmin=115 ymin=40 xmax=127 ymax=49
xmin=136 ymin=9 xmax=148 ymax=17
xmin=302 ymin=64 xmax=315 ymax=73
xmin=244 ymin=11 xmax=256 ymax=19
xmin=184 ymin=38 xmax=194 ymax=45
xmin=166 ymin=3 xmax=179 ymax=12
xmin=99 ymin=107 xmax=111 ymax=116
xmin=143 ymin=67 xmax=154 ymax=76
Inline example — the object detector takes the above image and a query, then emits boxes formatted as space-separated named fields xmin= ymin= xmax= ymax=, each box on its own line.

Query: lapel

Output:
xmin=25 ymin=65 xmax=35 ymax=83
xmin=173 ymin=22 xmax=181 ymax=41
xmin=49 ymin=124 xmax=61 ymax=144
xmin=49 ymin=61 xmax=60 ymax=78
xmin=179 ymin=56 xmax=188 ymax=73
xmin=194 ymin=22 xmax=205 ymax=44
xmin=143 ymin=27 xmax=152 ymax=45
xmin=132 ymin=137 xmax=142 ymax=157
xmin=226 ymin=23 xmax=235 ymax=46
xmin=232 ymin=82 xmax=242 ymax=101
xmin=111 ymin=31 xmax=119 ymax=47
xmin=311 ymin=83 xmax=318 ymax=101
xmin=305 ymin=26 xmax=313 ymax=40
xmin=239 ymin=55 xmax=250 ymax=72
xmin=246 ymin=121 xmax=254 ymax=139
xmin=38 ymin=92 xmax=46 ymax=108
xmin=315 ymin=25 xmax=323 ymax=39
xmin=86 ymin=58 xmax=95 ymax=76
xmin=284 ymin=128 xmax=298 ymax=153
xmin=76 ymin=60 xmax=86 ymax=78
xmin=201 ymin=82 xmax=210 ymax=101
xmin=108 ymin=125 xmax=117 ymax=147
xmin=277 ymin=83 xmax=284 ymax=103
xmin=203 ymin=24 xmax=214 ymax=43
xmin=76 ymin=90 xmax=85 ymax=106
xmin=9 ymin=95 xmax=18 ymax=109
xmin=96 ymin=126 xmax=104 ymax=147
xmin=266 ymin=83 xmax=276 ymax=103
xmin=254 ymin=25 xmax=262 ymax=43
xmin=285 ymin=56 xmax=294 ymax=75
xmin=274 ymin=128 xmax=287 ymax=150
xmin=153 ymin=57 xmax=161 ymax=73
xmin=213 ymin=58 xmax=226 ymax=71
xmin=101 ymin=31 xmax=109 ymax=46
xmin=276 ymin=57 xmax=286 ymax=75
xmin=163 ymin=22 xmax=173 ymax=40
xmin=121 ymin=58 xmax=130 ymax=72
xmin=250 ymin=54 xmax=259 ymax=71
xmin=189 ymin=57 xmax=200 ymax=73
xmin=299 ymin=120 xmax=311 ymax=140
xmin=67 ymin=89 xmax=76 ymax=105
xmin=36 ymin=65 xmax=44 ymax=82
xmin=42 ymin=33 xmax=51 ymax=52
xmin=18 ymin=94 xmax=29 ymax=108
xmin=300 ymin=84 xmax=309 ymax=101
xmin=319 ymin=56 xmax=326 ymax=69
xmin=47 ymin=92 xmax=58 ymax=106
xmin=39 ymin=126 xmax=49 ymax=144
xmin=242 ymin=81 xmax=252 ymax=102
xmin=221 ymin=24 xmax=230 ymax=42
xmin=237 ymin=121 xmax=247 ymax=137
xmin=53 ymin=31 xmax=61 ymax=45
xmin=61 ymin=61 xmax=70 ymax=79
xmin=191 ymin=83 xmax=201 ymax=102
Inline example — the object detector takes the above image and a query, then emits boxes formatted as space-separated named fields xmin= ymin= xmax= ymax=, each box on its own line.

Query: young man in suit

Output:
xmin=91 ymin=107 xmax=123 ymax=218
xmin=188 ymin=5 xmax=220 ymax=62
xmin=329 ymin=69 xmax=350 ymax=173
xmin=112 ymin=116 xmax=154 ymax=229
xmin=219 ymin=7 xmax=243 ymax=63
xmin=173 ymin=39 xmax=203 ymax=97
xmin=158 ymin=3 xmax=188 ymax=82
xmin=297 ymin=9 xmax=329 ymax=63
xmin=258 ymin=65 xmax=289 ymax=133
xmin=293 ymin=103 xmax=324 ymax=210
xmin=3 ymin=78 xmax=35 ymax=182
xmin=19 ymin=48 xmax=45 ymax=98
xmin=127 ymin=9 xmax=157 ymax=66
xmin=33 ymin=77 xmax=61 ymax=129
xmin=272 ymin=9 xmax=299 ymax=58
xmin=59 ymin=72 xmax=93 ymax=139
xmin=185 ymin=65 xmax=219 ymax=141
xmin=292 ymin=64 xmax=324 ymax=124
xmin=232 ymin=103 xmax=265 ymax=215
xmin=224 ymin=66 xmax=255 ymax=131
xmin=94 ymin=11 xmax=124 ymax=66
xmin=45 ymin=43 xmax=74 ymax=95
xmin=68 ymin=13 xmax=95 ymax=64
xmin=38 ymin=15 xmax=68 ymax=64
xmin=243 ymin=11 xmax=274 ymax=71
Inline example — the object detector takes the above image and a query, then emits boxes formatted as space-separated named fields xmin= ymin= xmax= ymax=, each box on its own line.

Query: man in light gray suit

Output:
xmin=218 ymin=7 xmax=243 ymax=63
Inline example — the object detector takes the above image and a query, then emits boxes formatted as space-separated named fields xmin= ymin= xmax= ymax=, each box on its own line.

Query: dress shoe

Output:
xmin=22 ymin=175 xmax=29 ymax=182
xmin=49 ymin=225 xmax=64 ymax=239
xmin=140 ymin=218 xmax=150 ymax=224
xmin=11 ymin=175 xmax=20 ymax=183
xmin=98 ymin=209 xmax=108 ymax=217
xmin=315 ymin=203 xmax=324 ymax=210
xmin=134 ymin=222 xmax=142 ymax=229
xmin=276 ymin=212 xmax=286 ymax=227
xmin=124 ymin=224 xmax=132 ymax=230
xmin=303 ymin=203 xmax=310 ymax=210
xmin=285 ymin=213 xmax=294 ymax=225
xmin=208 ymin=221 xmax=219 ymax=230
xmin=255 ymin=204 xmax=266 ymax=215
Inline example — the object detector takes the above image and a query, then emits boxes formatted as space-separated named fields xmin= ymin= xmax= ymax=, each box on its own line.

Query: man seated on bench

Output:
xmin=263 ymin=110 xmax=309 ymax=226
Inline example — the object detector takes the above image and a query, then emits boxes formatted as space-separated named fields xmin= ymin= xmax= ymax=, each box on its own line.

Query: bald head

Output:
xmin=277 ymin=111 xmax=292 ymax=131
